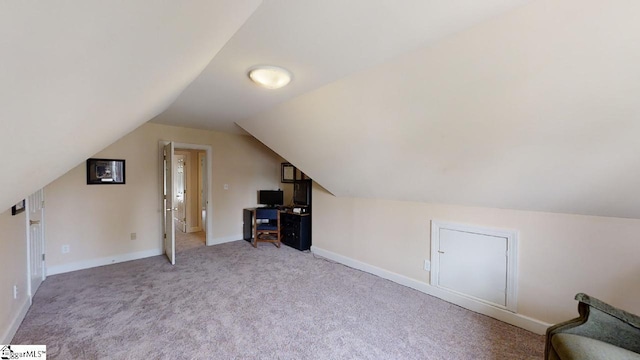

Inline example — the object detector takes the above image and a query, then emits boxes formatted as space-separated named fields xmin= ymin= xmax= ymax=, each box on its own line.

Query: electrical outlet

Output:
xmin=62 ymin=244 xmax=70 ymax=254
xmin=130 ymin=232 xmax=137 ymax=240
xmin=223 ymin=184 xmax=229 ymax=190
xmin=424 ymin=260 xmax=431 ymax=271
xmin=13 ymin=285 xmax=17 ymax=299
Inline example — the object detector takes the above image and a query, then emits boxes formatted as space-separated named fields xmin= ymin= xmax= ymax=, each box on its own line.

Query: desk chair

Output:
xmin=253 ymin=208 xmax=281 ymax=248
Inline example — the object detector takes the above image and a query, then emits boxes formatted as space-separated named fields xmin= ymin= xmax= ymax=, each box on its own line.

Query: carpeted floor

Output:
xmin=13 ymin=240 xmax=544 ymax=359
xmin=175 ymin=230 xmax=206 ymax=253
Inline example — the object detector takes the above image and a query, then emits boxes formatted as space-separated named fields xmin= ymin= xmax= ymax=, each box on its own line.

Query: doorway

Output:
xmin=160 ymin=141 xmax=214 ymax=264
xmin=174 ymin=148 xmax=207 ymax=253
xmin=174 ymin=153 xmax=187 ymax=233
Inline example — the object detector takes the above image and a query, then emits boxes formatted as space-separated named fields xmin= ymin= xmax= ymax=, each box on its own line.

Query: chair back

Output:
xmin=256 ymin=208 xmax=279 ymax=220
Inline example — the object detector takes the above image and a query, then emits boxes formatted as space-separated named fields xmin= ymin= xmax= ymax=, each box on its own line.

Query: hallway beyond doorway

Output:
xmin=176 ymin=231 xmax=206 ymax=253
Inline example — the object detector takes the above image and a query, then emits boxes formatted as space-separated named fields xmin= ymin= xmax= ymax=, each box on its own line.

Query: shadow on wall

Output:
xmin=603 ymin=266 xmax=640 ymax=314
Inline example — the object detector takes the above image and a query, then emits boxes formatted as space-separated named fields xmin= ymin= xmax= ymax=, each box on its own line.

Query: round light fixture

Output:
xmin=248 ymin=65 xmax=292 ymax=89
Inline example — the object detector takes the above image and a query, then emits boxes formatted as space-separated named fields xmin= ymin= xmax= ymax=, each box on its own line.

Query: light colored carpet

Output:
xmin=175 ymin=230 xmax=206 ymax=253
xmin=13 ymin=240 xmax=544 ymax=359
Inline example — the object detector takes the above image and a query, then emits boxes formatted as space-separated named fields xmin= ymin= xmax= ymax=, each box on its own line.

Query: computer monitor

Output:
xmin=258 ymin=190 xmax=283 ymax=207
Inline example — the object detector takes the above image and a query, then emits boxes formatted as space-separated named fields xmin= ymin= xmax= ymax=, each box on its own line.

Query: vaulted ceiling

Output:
xmin=3 ymin=0 xmax=639 ymax=219
xmin=152 ymin=0 xmax=531 ymax=133
xmin=237 ymin=0 xmax=640 ymax=218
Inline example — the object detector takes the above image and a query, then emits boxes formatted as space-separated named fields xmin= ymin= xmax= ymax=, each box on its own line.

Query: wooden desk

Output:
xmin=243 ymin=208 xmax=311 ymax=250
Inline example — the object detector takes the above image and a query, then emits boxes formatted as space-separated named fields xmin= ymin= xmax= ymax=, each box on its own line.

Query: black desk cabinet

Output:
xmin=281 ymin=212 xmax=311 ymax=251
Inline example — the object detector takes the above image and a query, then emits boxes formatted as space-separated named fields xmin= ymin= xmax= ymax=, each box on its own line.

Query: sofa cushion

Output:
xmin=552 ymin=333 xmax=640 ymax=360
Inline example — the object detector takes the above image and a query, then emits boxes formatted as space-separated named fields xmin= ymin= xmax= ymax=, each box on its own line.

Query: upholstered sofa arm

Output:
xmin=545 ymin=293 xmax=640 ymax=359
xmin=575 ymin=293 xmax=640 ymax=330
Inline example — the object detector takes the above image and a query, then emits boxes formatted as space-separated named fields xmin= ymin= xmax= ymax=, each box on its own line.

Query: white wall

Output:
xmin=45 ymin=122 xmax=282 ymax=272
xmin=0 ymin=208 xmax=29 ymax=343
xmin=312 ymin=184 xmax=640 ymax=327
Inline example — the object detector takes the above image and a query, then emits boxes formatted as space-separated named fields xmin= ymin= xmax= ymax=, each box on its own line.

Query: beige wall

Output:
xmin=0 ymin=208 xmax=28 ymax=342
xmin=312 ymin=184 xmax=640 ymax=325
xmin=45 ymin=122 xmax=282 ymax=269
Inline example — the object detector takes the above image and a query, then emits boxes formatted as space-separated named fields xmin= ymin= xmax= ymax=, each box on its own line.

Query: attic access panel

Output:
xmin=430 ymin=221 xmax=518 ymax=312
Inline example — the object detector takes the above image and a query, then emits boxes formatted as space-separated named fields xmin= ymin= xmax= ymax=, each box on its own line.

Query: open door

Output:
xmin=27 ymin=189 xmax=45 ymax=298
xmin=163 ymin=142 xmax=176 ymax=264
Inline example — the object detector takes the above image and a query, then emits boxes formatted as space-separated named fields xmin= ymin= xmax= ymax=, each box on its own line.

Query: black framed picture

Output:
xmin=11 ymin=199 xmax=25 ymax=215
xmin=281 ymin=163 xmax=295 ymax=183
xmin=87 ymin=158 xmax=126 ymax=185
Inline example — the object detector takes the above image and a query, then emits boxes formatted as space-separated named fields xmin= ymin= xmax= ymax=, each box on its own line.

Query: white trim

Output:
xmin=1 ymin=296 xmax=30 ymax=344
xmin=310 ymin=246 xmax=550 ymax=335
xmin=430 ymin=220 xmax=519 ymax=312
xmin=188 ymin=226 xmax=202 ymax=233
xmin=46 ymin=248 xmax=163 ymax=276
xmin=209 ymin=234 xmax=243 ymax=246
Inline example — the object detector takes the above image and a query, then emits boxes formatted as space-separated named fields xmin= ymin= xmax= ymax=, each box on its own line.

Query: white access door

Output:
xmin=437 ymin=228 xmax=508 ymax=307
xmin=163 ymin=142 xmax=176 ymax=264
xmin=432 ymin=222 xmax=518 ymax=312
xmin=27 ymin=189 xmax=45 ymax=297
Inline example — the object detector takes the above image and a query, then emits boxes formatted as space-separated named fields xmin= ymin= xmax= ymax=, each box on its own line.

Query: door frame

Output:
xmin=430 ymin=220 xmax=518 ymax=312
xmin=159 ymin=141 xmax=214 ymax=246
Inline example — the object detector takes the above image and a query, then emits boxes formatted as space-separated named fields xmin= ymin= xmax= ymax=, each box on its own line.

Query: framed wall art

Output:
xmin=281 ymin=163 xmax=295 ymax=183
xmin=86 ymin=158 xmax=126 ymax=185
xmin=11 ymin=199 xmax=25 ymax=215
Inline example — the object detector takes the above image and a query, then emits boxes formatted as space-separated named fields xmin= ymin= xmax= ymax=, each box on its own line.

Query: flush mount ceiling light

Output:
xmin=247 ymin=65 xmax=292 ymax=89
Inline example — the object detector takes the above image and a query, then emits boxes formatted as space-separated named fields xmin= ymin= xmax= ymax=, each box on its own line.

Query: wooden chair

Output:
xmin=253 ymin=208 xmax=281 ymax=248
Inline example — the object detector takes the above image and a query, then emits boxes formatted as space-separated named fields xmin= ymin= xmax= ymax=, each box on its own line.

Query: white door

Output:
xmin=27 ymin=189 xmax=45 ymax=297
xmin=198 ymin=151 xmax=206 ymax=232
xmin=163 ymin=142 xmax=176 ymax=264
xmin=438 ymin=229 xmax=507 ymax=306
xmin=431 ymin=221 xmax=518 ymax=312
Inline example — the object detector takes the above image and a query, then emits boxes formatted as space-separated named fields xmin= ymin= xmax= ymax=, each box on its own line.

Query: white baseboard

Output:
xmin=311 ymin=246 xmax=551 ymax=335
xmin=1 ymin=296 xmax=30 ymax=344
xmin=46 ymin=248 xmax=163 ymax=276
xmin=188 ymin=226 xmax=202 ymax=233
xmin=208 ymin=233 xmax=243 ymax=246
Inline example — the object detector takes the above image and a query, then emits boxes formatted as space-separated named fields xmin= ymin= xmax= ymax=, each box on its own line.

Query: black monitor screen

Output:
xmin=258 ymin=190 xmax=283 ymax=207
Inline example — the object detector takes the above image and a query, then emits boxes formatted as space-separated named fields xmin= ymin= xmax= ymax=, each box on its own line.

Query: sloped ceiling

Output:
xmin=0 ymin=0 xmax=262 ymax=212
xmin=5 ymin=0 xmax=638 ymax=219
xmin=152 ymin=0 xmax=532 ymax=133
xmin=237 ymin=0 xmax=640 ymax=218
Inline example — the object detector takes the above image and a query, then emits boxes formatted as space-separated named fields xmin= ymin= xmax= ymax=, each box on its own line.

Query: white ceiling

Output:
xmin=6 ymin=0 xmax=637 ymax=220
xmin=0 ymin=0 xmax=261 ymax=212
xmin=237 ymin=0 xmax=640 ymax=218
xmin=152 ymin=0 xmax=532 ymax=133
